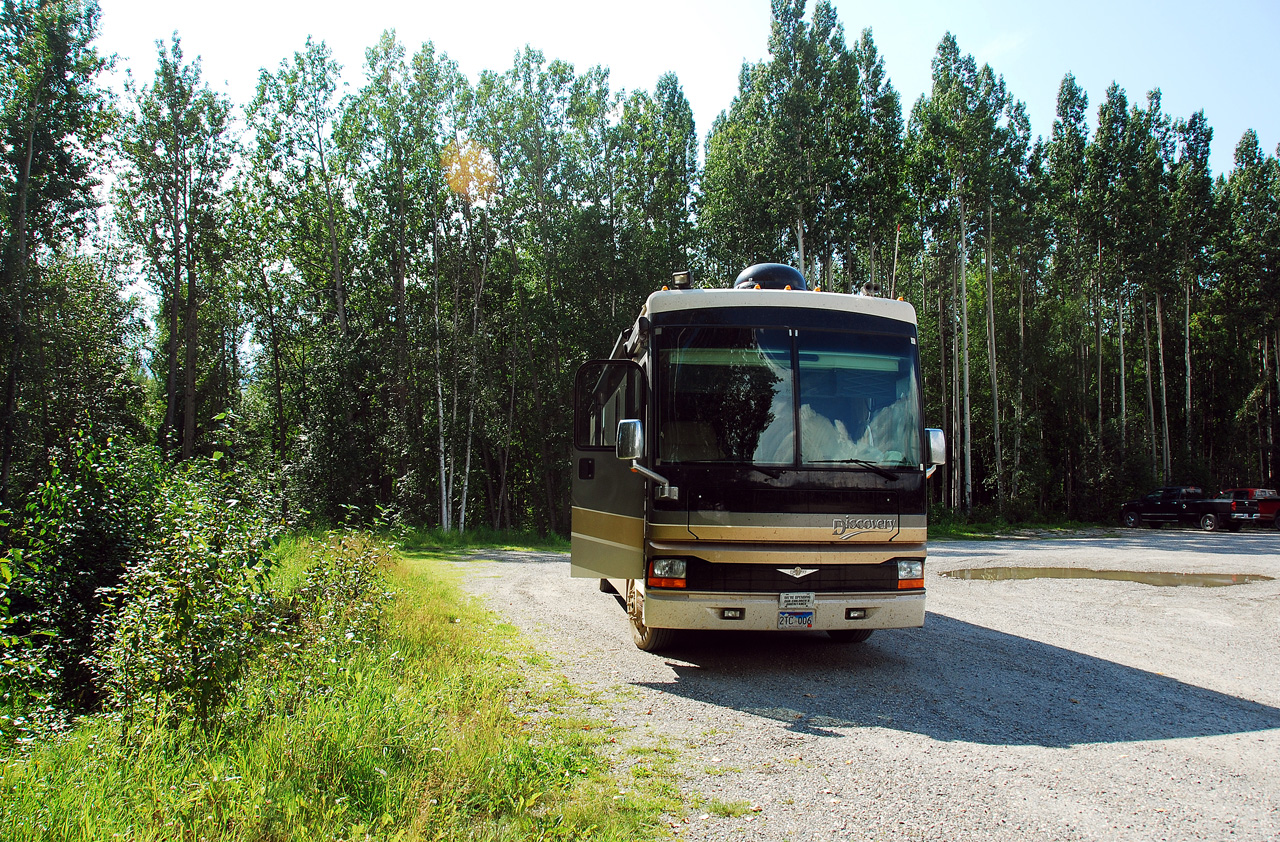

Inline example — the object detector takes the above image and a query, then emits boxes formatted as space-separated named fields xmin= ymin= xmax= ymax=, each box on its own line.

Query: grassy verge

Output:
xmin=400 ymin=527 xmax=570 ymax=554
xmin=0 ymin=533 xmax=675 ymax=840
xmin=928 ymin=518 xmax=1109 ymax=540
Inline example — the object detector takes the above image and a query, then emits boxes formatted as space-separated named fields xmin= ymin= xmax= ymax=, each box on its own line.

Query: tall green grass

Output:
xmin=0 ymin=536 xmax=673 ymax=840
xmin=400 ymin=527 xmax=570 ymax=554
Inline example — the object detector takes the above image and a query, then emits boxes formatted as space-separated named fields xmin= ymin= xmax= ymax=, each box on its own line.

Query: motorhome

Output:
xmin=570 ymin=264 xmax=945 ymax=651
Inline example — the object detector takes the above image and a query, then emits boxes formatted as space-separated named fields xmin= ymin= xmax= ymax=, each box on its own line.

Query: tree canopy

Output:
xmin=4 ymin=0 xmax=1280 ymax=533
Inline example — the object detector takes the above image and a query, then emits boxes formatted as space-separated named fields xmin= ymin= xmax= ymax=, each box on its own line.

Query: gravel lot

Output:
xmin=452 ymin=530 xmax=1280 ymax=841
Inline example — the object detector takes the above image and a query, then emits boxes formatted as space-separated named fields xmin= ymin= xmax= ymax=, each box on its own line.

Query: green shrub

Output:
xmin=0 ymin=432 xmax=159 ymax=732
xmin=93 ymin=461 xmax=282 ymax=735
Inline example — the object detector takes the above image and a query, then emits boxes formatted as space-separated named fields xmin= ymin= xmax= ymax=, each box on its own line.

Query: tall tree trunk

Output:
xmin=1274 ymin=328 xmax=1280 ymax=481
xmin=1259 ymin=332 xmax=1269 ymax=478
xmin=1142 ymin=294 xmax=1158 ymax=480
xmin=937 ymin=266 xmax=949 ymax=507
xmin=1096 ymin=241 xmax=1103 ymax=455
xmin=1184 ymin=278 xmax=1192 ymax=458
xmin=458 ymin=236 xmax=490 ymax=533
xmin=1012 ymin=262 xmax=1025 ymax=501
xmin=2 ymin=54 xmax=59 ymax=502
xmin=1117 ymin=291 xmax=1126 ymax=458
xmin=182 ymin=216 xmax=198 ymax=462
xmin=164 ymin=130 xmax=183 ymax=456
xmin=1156 ymin=292 xmax=1171 ymax=482
xmin=1259 ymin=339 xmax=1267 ymax=481
xmin=795 ymin=215 xmax=806 ymax=277
xmin=985 ymin=205 xmax=1003 ymax=512
xmin=492 ymin=347 xmax=518 ymax=530
xmin=958 ymin=188 xmax=972 ymax=514
xmin=433 ymin=228 xmax=451 ymax=531
xmin=316 ymin=131 xmax=349 ymax=338
xmin=0 ymin=109 xmax=41 ymax=504
xmin=393 ymin=172 xmax=408 ymax=467
xmin=889 ymin=224 xmax=901 ymax=299
xmin=951 ymin=257 xmax=961 ymax=510
xmin=258 ymin=266 xmax=287 ymax=455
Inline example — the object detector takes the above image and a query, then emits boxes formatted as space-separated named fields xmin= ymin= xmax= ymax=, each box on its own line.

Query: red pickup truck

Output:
xmin=1221 ymin=488 xmax=1280 ymax=529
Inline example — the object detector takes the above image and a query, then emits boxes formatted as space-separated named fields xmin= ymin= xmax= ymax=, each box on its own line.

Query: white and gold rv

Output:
xmin=571 ymin=264 xmax=945 ymax=651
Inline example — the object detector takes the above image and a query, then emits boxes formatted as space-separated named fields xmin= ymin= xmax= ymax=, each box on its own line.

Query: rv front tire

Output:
xmin=627 ymin=581 xmax=676 ymax=652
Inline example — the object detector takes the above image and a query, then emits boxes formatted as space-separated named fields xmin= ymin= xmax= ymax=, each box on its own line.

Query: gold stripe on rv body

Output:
xmin=688 ymin=510 xmax=901 ymax=543
xmin=654 ymin=522 xmax=903 ymax=543
xmin=569 ymin=507 xmax=644 ymax=579
xmin=648 ymin=539 xmax=925 ymax=567
xmin=650 ymin=519 xmax=926 ymax=544
xmin=687 ymin=524 xmax=900 ymax=542
xmin=573 ymin=506 xmax=645 ymax=543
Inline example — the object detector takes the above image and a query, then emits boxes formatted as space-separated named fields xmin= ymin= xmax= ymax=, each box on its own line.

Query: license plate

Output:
xmin=779 ymin=591 xmax=815 ymax=609
xmin=778 ymin=610 xmax=814 ymax=630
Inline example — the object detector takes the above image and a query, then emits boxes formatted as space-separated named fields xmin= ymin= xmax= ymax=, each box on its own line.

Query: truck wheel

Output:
xmin=1273 ymin=513 xmax=1280 ymax=531
xmin=828 ymin=629 xmax=874 ymax=644
xmin=1199 ymin=513 xmax=1219 ymax=532
xmin=627 ymin=582 xmax=676 ymax=652
xmin=1122 ymin=510 xmax=1141 ymax=528
xmin=631 ymin=616 xmax=676 ymax=652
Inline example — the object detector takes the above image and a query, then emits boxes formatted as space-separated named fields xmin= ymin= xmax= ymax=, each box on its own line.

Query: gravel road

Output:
xmin=451 ymin=530 xmax=1280 ymax=841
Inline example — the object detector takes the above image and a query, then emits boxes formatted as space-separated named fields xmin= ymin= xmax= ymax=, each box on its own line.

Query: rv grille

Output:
xmin=682 ymin=558 xmax=902 ymax=593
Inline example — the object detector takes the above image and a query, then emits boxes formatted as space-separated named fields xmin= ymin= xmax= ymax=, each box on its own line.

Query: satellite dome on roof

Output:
xmin=733 ymin=263 xmax=808 ymax=290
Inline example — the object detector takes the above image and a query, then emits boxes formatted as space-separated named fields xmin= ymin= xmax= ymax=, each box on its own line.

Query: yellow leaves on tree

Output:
xmin=442 ymin=139 xmax=497 ymax=204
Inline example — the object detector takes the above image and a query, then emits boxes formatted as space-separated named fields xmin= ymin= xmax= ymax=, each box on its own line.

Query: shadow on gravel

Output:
xmin=633 ymin=614 xmax=1280 ymax=747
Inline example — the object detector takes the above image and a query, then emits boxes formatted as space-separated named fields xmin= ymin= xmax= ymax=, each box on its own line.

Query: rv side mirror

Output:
xmin=926 ymin=428 xmax=946 ymax=466
xmin=616 ymin=419 xmax=644 ymax=461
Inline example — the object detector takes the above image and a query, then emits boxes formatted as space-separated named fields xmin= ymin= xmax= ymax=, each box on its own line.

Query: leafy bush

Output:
xmin=0 ymin=432 xmax=159 ymax=733
xmin=290 ymin=532 xmax=393 ymax=651
xmin=93 ymin=462 xmax=282 ymax=735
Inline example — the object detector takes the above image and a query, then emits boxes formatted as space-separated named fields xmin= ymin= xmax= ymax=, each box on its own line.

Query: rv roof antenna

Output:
xmin=671 ymin=270 xmax=692 ymax=289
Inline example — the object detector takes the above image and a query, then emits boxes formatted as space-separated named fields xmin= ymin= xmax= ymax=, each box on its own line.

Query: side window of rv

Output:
xmin=574 ymin=361 xmax=644 ymax=450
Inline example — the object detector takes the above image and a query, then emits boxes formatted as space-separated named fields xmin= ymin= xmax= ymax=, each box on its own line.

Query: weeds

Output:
xmin=0 ymin=538 xmax=676 ymax=841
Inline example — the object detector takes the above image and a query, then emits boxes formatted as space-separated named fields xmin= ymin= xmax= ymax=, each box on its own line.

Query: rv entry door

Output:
xmin=570 ymin=360 xmax=647 ymax=579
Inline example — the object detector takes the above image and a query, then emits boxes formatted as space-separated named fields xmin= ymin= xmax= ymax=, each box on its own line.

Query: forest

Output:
xmin=4 ymin=0 xmax=1280 ymax=534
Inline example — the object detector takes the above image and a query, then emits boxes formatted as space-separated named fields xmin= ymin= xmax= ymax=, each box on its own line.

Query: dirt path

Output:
xmin=452 ymin=530 xmax=1280 ymax=841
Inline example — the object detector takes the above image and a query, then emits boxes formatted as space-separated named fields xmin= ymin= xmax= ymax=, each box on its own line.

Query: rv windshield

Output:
xmin=657 ymin=326 xmax=921 ymax=469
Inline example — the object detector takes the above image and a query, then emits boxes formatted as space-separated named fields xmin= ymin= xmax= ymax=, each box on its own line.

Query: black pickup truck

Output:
xmin=1120 ymin=486 xmax=1260 ymax=531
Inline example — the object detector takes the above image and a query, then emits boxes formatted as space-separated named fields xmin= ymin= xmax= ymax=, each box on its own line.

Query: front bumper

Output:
xmin=641 ymin=587 xmax=925 ymax=632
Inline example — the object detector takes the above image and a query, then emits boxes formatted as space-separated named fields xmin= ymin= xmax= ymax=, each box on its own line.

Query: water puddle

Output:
xmin=939 ymin=567 xmax=1274 ymax=588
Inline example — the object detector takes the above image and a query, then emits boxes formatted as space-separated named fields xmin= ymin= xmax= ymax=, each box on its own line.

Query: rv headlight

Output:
xmin=647 ymin=557 xmax=688 ymax=589
xmin=897 ymin=559 xmax=924 ymax=590
xmin=651 ymin=558 xmax=686 ymax=579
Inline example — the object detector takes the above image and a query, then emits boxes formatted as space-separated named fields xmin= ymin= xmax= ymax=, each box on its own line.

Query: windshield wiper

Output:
xmin=807 ymin=459 xmax=901 ymax=481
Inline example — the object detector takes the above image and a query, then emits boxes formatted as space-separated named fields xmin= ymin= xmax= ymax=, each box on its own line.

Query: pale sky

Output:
xmin=96 ymin=0 xmax=1278 ymax=178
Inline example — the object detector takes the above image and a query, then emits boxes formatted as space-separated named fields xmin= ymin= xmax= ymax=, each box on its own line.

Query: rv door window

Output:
xmin=574 ymin=361 xmax=644 ymax=450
